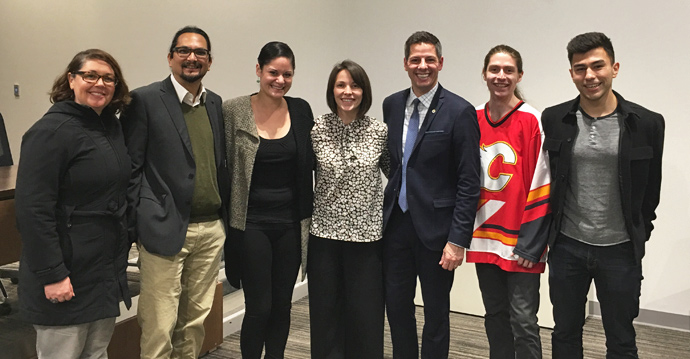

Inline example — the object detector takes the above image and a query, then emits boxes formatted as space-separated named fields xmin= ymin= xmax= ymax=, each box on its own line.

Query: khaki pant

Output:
xmin=137 ymin=219 xmax=225 ymax=359
xmin=35 ymin=317 xmax=116 ymax=359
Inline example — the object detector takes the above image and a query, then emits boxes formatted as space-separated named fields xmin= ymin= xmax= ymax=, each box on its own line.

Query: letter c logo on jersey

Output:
xmin=480 ymin=141 xmax=517 ymax=192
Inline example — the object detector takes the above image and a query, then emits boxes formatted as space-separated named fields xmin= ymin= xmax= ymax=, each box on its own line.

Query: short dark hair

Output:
xmin=405 ymin=31 xmax=442 ymax=59
xmin=567 ymin=32 xmax=614 ymax=64
xmin=483 ymin=44 xmax=524 ymax=100
xmin=169 ymin=26 xmax=212 ymax=59
xmin=326 ymin=60 xmax=372 ymax=120
xmin=257 ymin=41 xmax=295 ymax=70
xmin=50 ymin=49 xmax=130 ymax=114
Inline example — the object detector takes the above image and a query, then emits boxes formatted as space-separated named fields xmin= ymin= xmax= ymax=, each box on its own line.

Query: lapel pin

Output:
xmin=432 ymin=109 xmax=436 ymax=113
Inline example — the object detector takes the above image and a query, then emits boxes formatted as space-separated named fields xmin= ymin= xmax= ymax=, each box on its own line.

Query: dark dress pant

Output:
xmin=383 ymin=204 xmax=455 ymax=359
xmin=307 ymin=234 xmax=384 ymax=359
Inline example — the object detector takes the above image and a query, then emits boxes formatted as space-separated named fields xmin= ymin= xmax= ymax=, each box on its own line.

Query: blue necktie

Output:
xmin=399 ymin=99 xmax=420 ymax=212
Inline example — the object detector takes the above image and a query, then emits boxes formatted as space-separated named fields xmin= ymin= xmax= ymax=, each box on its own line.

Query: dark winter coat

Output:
xmin=15 ymin=101 xmax=132 ymax=326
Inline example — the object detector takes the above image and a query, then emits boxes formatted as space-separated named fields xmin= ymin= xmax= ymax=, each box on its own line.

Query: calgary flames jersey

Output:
xmin=466 ymin=101 xmax=551 ymax=273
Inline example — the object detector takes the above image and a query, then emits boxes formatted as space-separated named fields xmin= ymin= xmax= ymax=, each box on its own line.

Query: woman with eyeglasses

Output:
xmin=223 ymin=41 xmax=314 ymax=359
xmin=15 ymin=49 xmax=132 ymax=358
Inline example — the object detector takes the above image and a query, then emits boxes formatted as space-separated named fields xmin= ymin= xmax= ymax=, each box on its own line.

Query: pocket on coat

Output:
xmin=423 ymin=132 xmax=450 ymax=142
xmin=542 ymin=138 xmax=562 ymax=153
xmin=630 ymin=146 xmax=653 ymax=190
xmin=433 ymin=197 xmax=455 ymax=208
xmin=137 ymin=186 xmax=170 ymax=222
xmin=630 ymin=146 xmax=653 ymax=160
xmin=67 ymin=219 xmax=105 ymax=281
xmin=433 ymin=198 xmax=454 ymax=243
xmin=139 ymin=185 xmax=162 ymax=204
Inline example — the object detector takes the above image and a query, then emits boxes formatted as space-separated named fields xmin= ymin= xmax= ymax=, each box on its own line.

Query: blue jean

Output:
xmin=548 ymin=234 xmax=642 ymax=359
xmin=476 ymin=263 xmax=542 ymax=359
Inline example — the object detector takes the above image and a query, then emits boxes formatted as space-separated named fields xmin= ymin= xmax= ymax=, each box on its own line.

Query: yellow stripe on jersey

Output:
xmin=473 ymin=230 xmax=517 ymax=246
xmin=526 ymin=183 xmax=550 ymax=203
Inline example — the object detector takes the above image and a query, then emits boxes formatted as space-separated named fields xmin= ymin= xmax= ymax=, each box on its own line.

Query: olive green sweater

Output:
xmin=182 ymin=102 xmax=221 ymax=221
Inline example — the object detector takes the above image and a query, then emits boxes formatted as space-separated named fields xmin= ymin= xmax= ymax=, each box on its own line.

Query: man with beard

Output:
xmin=120 ymin=26 xmax=229 ymax=359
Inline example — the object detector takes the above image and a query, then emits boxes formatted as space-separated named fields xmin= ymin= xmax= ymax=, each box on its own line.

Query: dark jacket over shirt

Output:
xmin=15 ymin=101 xmax=132 ymax=325
xmin=542 ymin=91 xmax=664 ymax=263
xmin=382 ymin=85 xmax=481 ymax=250
xmin=120 ymin=77 xmax=229 ymax=256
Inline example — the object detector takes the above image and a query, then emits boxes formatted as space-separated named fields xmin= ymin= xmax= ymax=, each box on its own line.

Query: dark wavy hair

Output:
xmin=567 ymin=32 xmax=614 ymax=64
xmin=326 ymin=60 xmax=372 ymax=120
xmin=257 ymin=41 xmax=295 ymax=70
xmin=483 ymin=44 xmax=524 ymax=101
xmin=50 ymin=49 xmax=130 ymax=114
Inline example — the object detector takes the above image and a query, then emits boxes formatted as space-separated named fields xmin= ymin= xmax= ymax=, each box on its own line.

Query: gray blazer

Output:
xmin=121 ymin=76 xmax=229 ymax=256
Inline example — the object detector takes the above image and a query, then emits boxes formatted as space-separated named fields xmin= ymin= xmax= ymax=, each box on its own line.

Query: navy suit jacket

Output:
xmin=382 ymin=84 xmax=481 ymax=251
xmin=120 ymin=77 xmax=229 ymax=256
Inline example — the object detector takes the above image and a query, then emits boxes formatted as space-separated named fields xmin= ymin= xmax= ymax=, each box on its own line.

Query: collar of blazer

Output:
xmin=557 ymin=90 xmax=637 ymax=125
xmin=159 ymin=77 xmax=221 ymax=161
xmin=234 ymin=95 xmax=260 ymax=140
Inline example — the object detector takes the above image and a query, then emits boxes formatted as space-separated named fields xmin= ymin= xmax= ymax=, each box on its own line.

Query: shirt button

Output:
xmin=188 ymin=173 xmax=194 ymax=179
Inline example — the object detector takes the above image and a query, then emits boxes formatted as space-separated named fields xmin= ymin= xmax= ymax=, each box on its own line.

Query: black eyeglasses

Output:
xmin=72 ymin=71 xmax=118 ymax=86
xmin=172 ymin=47 xmax=210 ymax=59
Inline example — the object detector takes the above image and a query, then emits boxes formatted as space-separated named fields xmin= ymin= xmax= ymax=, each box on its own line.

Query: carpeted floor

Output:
xmin=3 ymin=273 xmax=689 ymax=358
xmin=207 ymin=296 xmax=690 ymax=359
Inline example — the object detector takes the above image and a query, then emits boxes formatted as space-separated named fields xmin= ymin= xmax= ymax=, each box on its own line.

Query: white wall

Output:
xmin=2 ymin=0 xmax=688 ymax=320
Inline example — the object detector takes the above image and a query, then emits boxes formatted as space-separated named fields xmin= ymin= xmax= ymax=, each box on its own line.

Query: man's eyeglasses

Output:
xmin=72 ymin=71 xmax=118 ymax=86
xmin=172 ymin=47 xmax=210 ymax=59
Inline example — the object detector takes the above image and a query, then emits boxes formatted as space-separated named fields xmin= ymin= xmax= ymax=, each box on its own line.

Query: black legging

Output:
xmin=234 ymin=226 xmax=301 ymax=359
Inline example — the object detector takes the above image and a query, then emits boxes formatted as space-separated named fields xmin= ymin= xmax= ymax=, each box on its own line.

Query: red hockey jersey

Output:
xmin=466 ymin=101 xmax=551 ymax=273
